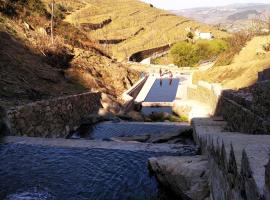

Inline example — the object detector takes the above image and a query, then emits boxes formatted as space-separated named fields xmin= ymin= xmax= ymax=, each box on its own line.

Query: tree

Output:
xmin=187 ymin=31 xmax=194 ymax=40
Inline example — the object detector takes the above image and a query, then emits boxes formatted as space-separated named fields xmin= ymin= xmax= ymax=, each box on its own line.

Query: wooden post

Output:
xmin=51 ymin=0 xmax=55 ymax=44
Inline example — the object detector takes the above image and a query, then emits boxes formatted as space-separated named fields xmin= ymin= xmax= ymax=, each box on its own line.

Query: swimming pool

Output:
xmin=144 ymin=78 xmax=179 ymax=102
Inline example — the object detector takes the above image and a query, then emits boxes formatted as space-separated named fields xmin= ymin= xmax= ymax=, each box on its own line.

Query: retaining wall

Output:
xmin=5 ymin=92 xmax=102 ymax=138
xmin=122 ymin=76 xmax=148 ymax=111
xmin=187 ymin=81 xmax=222 ymax=114
xmin=215 ymin=81 xmax=270 ymax=134
xmin=129 ymin=44 xmax=171 ymax=62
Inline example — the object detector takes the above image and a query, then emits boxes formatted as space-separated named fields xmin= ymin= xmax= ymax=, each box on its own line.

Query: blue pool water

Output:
xmin=141 ymin=107 xmax=173 ymax=115
xmin=144 ymin=79 xmax=179 ymax=102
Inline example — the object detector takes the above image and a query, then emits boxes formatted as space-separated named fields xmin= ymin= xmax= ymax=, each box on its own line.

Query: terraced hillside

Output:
xmin=64 ymin=0 xmax=229 ymax=60
xmin=0 ymin=0 xmax=139 ymax=108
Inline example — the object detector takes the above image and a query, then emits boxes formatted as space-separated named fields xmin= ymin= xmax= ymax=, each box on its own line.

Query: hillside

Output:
xmin=0 ymin=0 xmax=139 ymax=108
xmin=193 ymin=35 xmax=270 ymax=89
xmin=174 ymin=3 xmax=270 ymax=32
xmin=64 ymin=0 xmax=228 ymax=60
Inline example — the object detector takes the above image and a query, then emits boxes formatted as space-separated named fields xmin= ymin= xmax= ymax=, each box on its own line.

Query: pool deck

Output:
xmin=135 ymin=76 xmax=156 ymax=103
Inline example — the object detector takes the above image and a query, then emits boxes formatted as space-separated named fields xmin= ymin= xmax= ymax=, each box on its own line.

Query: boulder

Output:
xmin=126 ymin=111 xmax=145 ymax=121
xmin=149 ymin=156 xmax=209 ymax=200
xmin=101 ymin=93 xmax=122 ymax=114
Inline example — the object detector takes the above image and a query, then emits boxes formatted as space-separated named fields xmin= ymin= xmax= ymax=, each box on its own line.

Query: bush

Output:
xmin=170 ymin=41 xmax=199 ymax=67
xmin=170 ymin=39 xmax=228 ymax=67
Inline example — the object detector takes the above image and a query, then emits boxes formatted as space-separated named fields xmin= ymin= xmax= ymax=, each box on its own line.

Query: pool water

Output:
xmin=141 ymin=107 xmax=173 ymax=115
xmin=144 ymin=79 xmax=179 ymax=102
xmin=0 ymin=143 xmax=195 ymax=200
xmin=82 ymin=122 xmax=184 ymax=140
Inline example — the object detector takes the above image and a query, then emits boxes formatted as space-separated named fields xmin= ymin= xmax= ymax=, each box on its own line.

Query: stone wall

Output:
xmin=215 ymin=95 xmax=270 ymax=134
xmin=215 ymin=81 xmax=270 ymax=134
xmin=81 ymin=19 xmax=112 ymax=31
xmin=129 ymin=44 xmax=171 ymax=62
xmin=192 ymin=118 xmax=270 ymax=200
xmin=187 ymin=81 xmax=222 ymax=114
xmin=6 ymin=92 xmax=102 ymax=138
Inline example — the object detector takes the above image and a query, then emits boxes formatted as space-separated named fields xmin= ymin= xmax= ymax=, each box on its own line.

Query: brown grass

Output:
xmin=64 ymin=0 xmax=229 ymax=60
xmin=193 ymin=35 xmax=270 ymax=89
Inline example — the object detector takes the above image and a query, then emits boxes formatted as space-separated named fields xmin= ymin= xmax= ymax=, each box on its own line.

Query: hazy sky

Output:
xmin=140 ymin=0 xmax=270 ymax=10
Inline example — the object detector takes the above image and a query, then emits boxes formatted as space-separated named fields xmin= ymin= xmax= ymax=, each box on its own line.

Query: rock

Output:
xmin=126 ymin=111 xmax=145 ymax=121
xmin=149 ymin=156 xmax=209 ymax=200
xmin=149 ymin=127 xmax=192 ymax=144
xmin=0 ymin=106 xmax=11 ymax=136
xmin=101 ymin=93 xmax=122 ymax=114
xmin=172 ymin=102 xmax=192 ymax=119
xmin=23 ymin=22 xmax=34 ymax=30
xmin=36 ymin=27 xmax=47 ymax=36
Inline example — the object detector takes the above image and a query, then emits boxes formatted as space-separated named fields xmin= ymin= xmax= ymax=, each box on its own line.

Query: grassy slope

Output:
xmin=193 ymin=35 xmax=270 ymax=89
xmin=65 ymin=0 xmax=229 ymax=60
xmin=0 ymin=3 xmax=139 ymax=108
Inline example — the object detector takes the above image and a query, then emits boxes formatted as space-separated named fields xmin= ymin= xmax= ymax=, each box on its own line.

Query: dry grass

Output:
xmin=64 ymin=0 xmax=229 ymax=60
xmin=193 ymin=35 xmax=270 ymax=89
xmin=0 ymin=3 xmax=140 ymax=107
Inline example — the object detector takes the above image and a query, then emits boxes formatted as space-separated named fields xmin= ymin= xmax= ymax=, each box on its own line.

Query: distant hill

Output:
xmin=173 ymin=3 xmax=270 ymax=32
xmin=64 ymin=0 xmax=228 ymax=61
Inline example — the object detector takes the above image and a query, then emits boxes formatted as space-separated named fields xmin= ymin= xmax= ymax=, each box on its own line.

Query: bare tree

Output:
xmin=51 ymin=0 xmax=55 ymax=44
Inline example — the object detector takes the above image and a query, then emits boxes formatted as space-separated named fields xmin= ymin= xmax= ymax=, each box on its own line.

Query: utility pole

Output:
xmin=51 ymin=0 xmax=55 ymax=44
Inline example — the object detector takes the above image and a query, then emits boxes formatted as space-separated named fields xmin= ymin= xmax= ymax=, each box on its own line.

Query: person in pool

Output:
xmin=159 ymin=68 xmax=162 ymax=77
xmin=169 ymin=71 xmax=173 ymax=85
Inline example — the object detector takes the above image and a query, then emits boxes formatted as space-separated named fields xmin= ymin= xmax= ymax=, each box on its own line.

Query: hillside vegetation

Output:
xmin=170 ymin=39 xmax=228 ymax=67
xmin=65 ymin=0 xmax=229 ymax=60
xmin=0 ymin=0 xmax=139 ymax=108
xmin=193 ymin=35 xmax=270 ymax=89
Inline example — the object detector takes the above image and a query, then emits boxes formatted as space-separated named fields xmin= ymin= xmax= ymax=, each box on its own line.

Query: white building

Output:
xmin=195 ymin=30 xmax=214 ymax=40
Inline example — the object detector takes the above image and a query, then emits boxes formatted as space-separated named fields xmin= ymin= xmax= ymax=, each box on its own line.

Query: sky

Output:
xmin=141 ymin=0 xmax=270 ymax=10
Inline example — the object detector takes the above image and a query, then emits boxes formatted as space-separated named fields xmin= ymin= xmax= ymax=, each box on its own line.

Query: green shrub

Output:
xmin=187 ymin=31 xmax=194 ymax=39
xmin=170 ymin=41 xmax=200 ymax=67
xmin=170 ymin=39 xmax=228 ymax=67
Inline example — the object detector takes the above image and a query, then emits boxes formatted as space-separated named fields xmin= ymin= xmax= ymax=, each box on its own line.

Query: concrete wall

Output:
xmin=122 ymin=76 xmax=148 ymax=111
xmin=187 ymin=81 xmax=222 ymax=114
xmin=6 ymin=92 xmax=102 ymax=138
